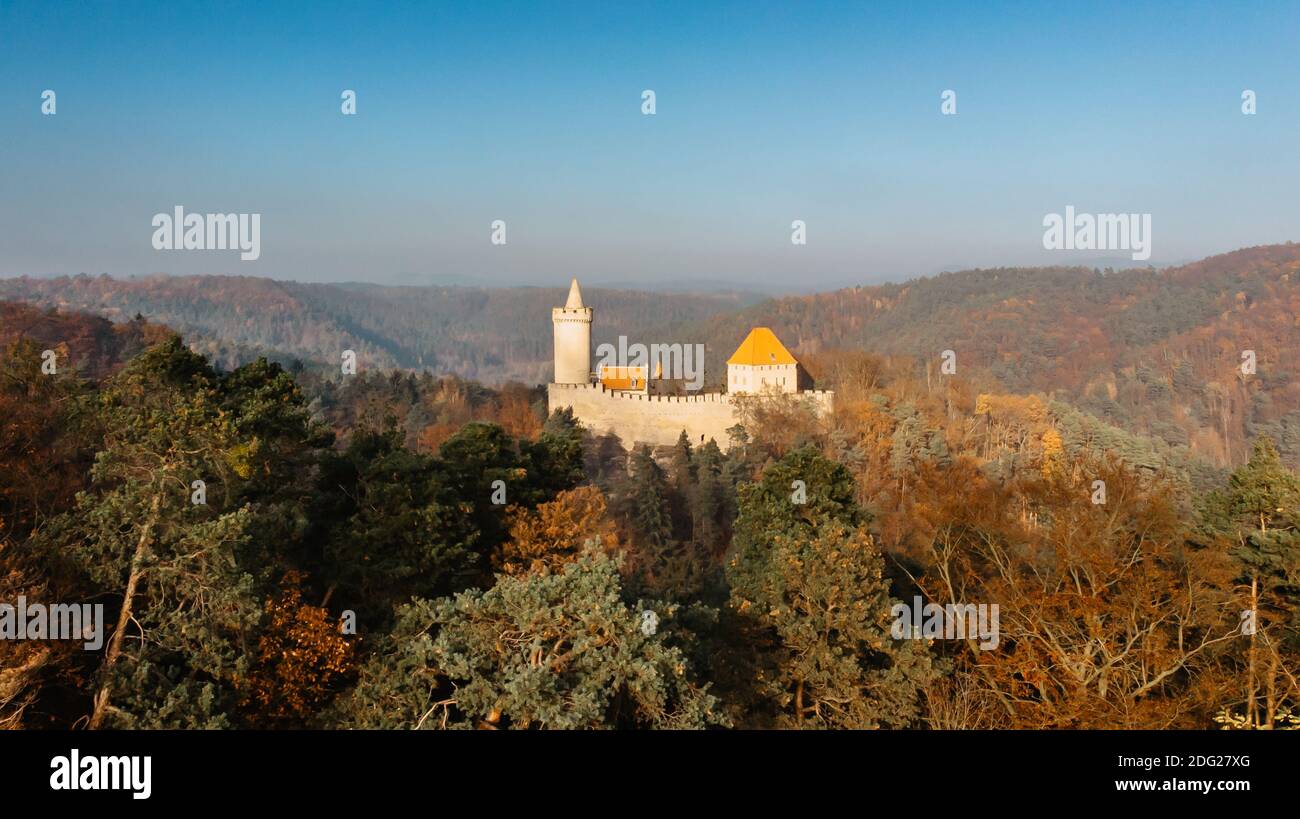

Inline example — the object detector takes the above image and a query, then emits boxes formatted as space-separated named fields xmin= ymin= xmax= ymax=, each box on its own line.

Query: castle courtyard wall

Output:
xmin=547 ymin=383 xmax=833 ymax=449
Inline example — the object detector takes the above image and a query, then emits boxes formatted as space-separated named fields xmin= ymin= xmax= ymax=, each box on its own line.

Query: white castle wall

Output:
xmin=548 ymin=382 xmax=834 ymax=448
xmin=728 ymin=362 xmax=800 ymax=394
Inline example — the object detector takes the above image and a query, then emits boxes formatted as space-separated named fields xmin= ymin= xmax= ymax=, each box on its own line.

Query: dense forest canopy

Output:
xmin=2 ymin=259 xmax=1297 ymax=728
xmin=691 ymin=244 xmax=1300 ymax=471
xmin=6 ymin=243 xmax=1300 ymax=474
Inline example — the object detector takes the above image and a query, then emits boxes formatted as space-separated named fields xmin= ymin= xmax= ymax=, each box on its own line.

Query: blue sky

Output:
xmin=1 ymin=0 xmax=1297 ymax=291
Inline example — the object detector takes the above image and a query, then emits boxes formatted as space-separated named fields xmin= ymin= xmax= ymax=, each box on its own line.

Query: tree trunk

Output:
xmin=88 ymin=494 xmax=161 ymax=730
xmin=1264 ymin=648 xmax=1278 ymax=730
xmin=1246 ymin=575 xmax=1258 ymax=729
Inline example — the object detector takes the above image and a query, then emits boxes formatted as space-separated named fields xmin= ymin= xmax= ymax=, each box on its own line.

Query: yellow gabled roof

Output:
xmin=727 ymin=327 xmax=798 ymax=366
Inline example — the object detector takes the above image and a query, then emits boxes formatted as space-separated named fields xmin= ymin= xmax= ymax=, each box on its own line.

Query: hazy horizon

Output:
xmin=3 ymin=247 xmax=1211 ymax=297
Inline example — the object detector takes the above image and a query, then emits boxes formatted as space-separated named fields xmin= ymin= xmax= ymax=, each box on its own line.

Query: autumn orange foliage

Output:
xmin=497 ymin=486 xmax=620 ymax=576
xmin=238 ymin=575 xmax=356 ymax=727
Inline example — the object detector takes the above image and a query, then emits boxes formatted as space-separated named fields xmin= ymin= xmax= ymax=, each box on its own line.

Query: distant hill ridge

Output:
xmin=4 ymin=243 xmax=1300 ymax=467
xmin=0 ymin=275 xmax=758 ymax=383
xmin=677 ymin=243 xmax=1300 ymax=467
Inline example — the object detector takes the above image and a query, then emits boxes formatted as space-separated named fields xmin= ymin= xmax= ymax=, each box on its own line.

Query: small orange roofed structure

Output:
xmin=599 ymin=365 xmax=648 ymax=391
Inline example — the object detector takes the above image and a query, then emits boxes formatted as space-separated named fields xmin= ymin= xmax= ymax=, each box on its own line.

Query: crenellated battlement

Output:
xmin=548 ymin=382 xmax=739 ymax=404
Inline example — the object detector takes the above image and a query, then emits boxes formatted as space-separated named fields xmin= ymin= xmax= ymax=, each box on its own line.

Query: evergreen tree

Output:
xmin=322 ymin=427 xmax=481 ymax=623
xmin=726 ymin=447 xmax=936 ymax=727
xmin=690 ymin=440 xmax=733 ymax=554
xmin=1224 ymin=437 xmax=1300 ymax=539
xmin=729 ymin=521 xmax=938 ymax=728
xmin=730 ymin=446 xmax=861 ymax=563
xmin=438 ymin=422 xmax=524 ymax=549
xmin=1216 ymin=437 xmax=1300 ymax=650
xmin=337 ymin=549 xmax=724 ymax=729
xmin=617 ymin=446 xmax=673 ymax=549
xmin=614 ymin=445 xmax=711 ymax=599
xmin=37 ymin=339 xmax=265 ymax=728
xmin=523 ymin=408 xmax=585 ymax=500
xmin=668 ymin=430 xmax=696 ymax=541
xmin=218 ymin=356 xmax=334 ymax=577
xmin=889 ymin=414 xmax=925 ymax=486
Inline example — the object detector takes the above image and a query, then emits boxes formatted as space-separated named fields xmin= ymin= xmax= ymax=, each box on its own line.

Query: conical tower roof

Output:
xmin=565 ymin=278 xmax=584 ymax=308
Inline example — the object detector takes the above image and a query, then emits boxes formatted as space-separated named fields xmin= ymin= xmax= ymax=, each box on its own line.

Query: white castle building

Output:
xmin=546 ymin=278 xmax=833 ymax=448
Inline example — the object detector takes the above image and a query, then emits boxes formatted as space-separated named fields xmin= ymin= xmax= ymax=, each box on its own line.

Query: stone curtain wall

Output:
xmin=548 ymin=383 xmax=834 ymax=448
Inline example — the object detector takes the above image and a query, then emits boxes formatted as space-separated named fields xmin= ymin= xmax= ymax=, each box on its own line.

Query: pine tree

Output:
xmin=322 ymin=427 xmax=481 ymax=623
xmin=668 ymin=430 xmax=696 ymax=541
xmin=1225 ymin=437 xmax=1300 ymax=539
xmin=37 ymin=339 xmax=265 ymax=728
xmin=1215 ymin=437 xmax=1300 ymax=726
xmin=725 ymin=447 xmax=934 ymax=727
xmin=524 ymin=408 xmax=585 ymax=499
xmin=690 ymin=440 xmax=732 ymax=553
xmin=437 ymin=422 xmax=524 ymax=549
xmin=730 ymin=446 xmax=861 ymax=561
xmin=889 ymin=414 xmax=924 ymax=489
xmin=337 ymin=549 xmax=724 ymax=729
xmin=729 ymin=520 xmax=938 ymax=728
xmin=618 ymin=445 xmax=673 ymax=549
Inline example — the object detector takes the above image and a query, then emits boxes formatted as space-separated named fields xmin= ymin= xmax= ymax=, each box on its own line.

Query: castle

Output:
xmin=546 ymin=278 xmax=833 ymax=448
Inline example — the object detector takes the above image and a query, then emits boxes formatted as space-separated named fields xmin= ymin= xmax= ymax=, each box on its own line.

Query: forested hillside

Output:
xmin=0 ymin=275 xmax=757 ymax=383
xmin=687 ymin=244 xmax=1300 ymax=469
xmin=0 ymin=301 xmax=173 ymax=381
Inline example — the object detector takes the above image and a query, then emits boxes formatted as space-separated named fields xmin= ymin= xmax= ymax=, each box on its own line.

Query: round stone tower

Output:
xmin=552 ymin=278 xmax=593 ymax=384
